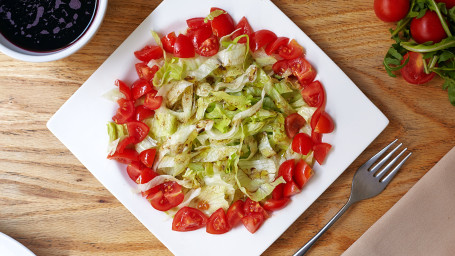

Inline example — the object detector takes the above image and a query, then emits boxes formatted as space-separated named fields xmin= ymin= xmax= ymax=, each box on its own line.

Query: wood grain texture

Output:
xmin=0 ymin=0 xmax=454 ymax=255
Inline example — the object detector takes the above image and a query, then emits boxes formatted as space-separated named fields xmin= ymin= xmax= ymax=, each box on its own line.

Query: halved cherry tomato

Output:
xmin=250 ymin=29 xmax=277 ymax=52
xmin=410 ymin=11 xmax=447 ymax=44
xmin=139 ymin=148 xmax=156 ymax=168
xmin=310 ymin=107 xmax=323 ymax=130
xmin=301 ymin=80 xmax=325 ymax=108
xmin=172 ymin=206 xmax=208 ymax=231
xmin=188 ymin=25 xmax=213 ymax=48
xmin=400 ymin=51 xmax=436 ymax=85
xmin=135 ymin=63 xmax=159 ymax=82
xmin=131 ymin=79 xmax=153 ymax=100
xmin=314 ymin=143 xmax=332 ymax=165
xmin=272 ymin=183 xmax=285 ymax=200
xmin=294 ymin=159 xmax=313 ymax=189
xmin=147 ymin=181 xmax=185 ymax=211
xmin=263 ymin=198 xmax=290 ymax=211
xmin=126 ymin=161 xmax=157 ymax=184
xmin=116 ymin=136 xmax=136 ymax=153
xmin=161 ymin=32 xmax=177 ymax=53
xmin=210 ymin=7 xmax=235 ymax=37
xmin=242 ymin=213 xmax=265 ymax=234
xmin=278 ymin=39 xmax=304 ymax=59
xmin=283 ymin=180 xmax=301 ymax=197
xmin=227 ymin=200 xmax=245 ymax=228
xmin=144 ymin=94 xmax=163 ymax=110
xmin=134 ymin=45 xmax=163 ymax=62
xmin=285 ymin=113 xmax=306 ymax=139
xmin=311 ymin=130 xmax=322 ymax=144
xmin=112 ymin=99 xmax=135 ymax=124
xmin=196 ymin=35 xmax=220 ymax=57
xmin=107 ymin=149 xmax=138 ymax=164
xmin=292 ymin=133 xmax=313 ymax=155
xmin=272 ymin=59 xmax=290 ymax=76
xmin=278 ymin=159 xmax=295 ymax=183
xmin=207 ymin=208 xmax=230 ymax=234
xmin=115 ymin=79 xmax=132 ymax=100
xmin=174 ymin=34 xmax=195 ymax=58
xmin=288 ymin=57 xmax=316 ymax=86
xmin=265 ymin=37 xmax=289 ymax=55
xmin=243 ymin=198 xmax=268 ymax=218
xmin=231 ymin=16 xmax=253 ymax=43
xmin=186 ymin=17 xmax=208 ymax=29
xmin=135 ymin=105 xmax=155 ymax=121
xmin=314 ymin=111 xmax=334 ymax=134
xmin=126 ymin=121 xmax=150 ymax=143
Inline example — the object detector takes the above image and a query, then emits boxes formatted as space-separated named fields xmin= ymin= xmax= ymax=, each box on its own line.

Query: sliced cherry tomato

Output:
xmin=135 ymin=63 xmax=159 ymax=82
xmin=188 ymin=26 xmax=213 ymax=48
xmin=139 ymin=148 xmax=156 ymax=168
xmin=241 ymin=213 xmax=265 ymax=234
xmin=314 ymin=143 xmax=332 ymax=165
xmin=285 ymin=113 xmax=306 ymax=139
xmin=263 ymin=198 xmax=291 ymax=211
xmin=116 ymin=136 xmax=136 ymax=153
xmin=243 ymin=198 xmax=268 ymax=218
xmin=294 ymin=159 xmax=314 ymax=189
xmin=134 ymin=45 xmax=163 ymax=62
xmin=107 ymin=149 xmax=138 ymax=164
xmin=250 ymin=29 xmax=277 ymax=52
xmin=161 ymin=32 xmax=177 ymax=53
xmin=292 ymin=133 xmax=313 ymax=155
xmin=410 ymin=11 xmax=447 ymax=44
xmin=272 ymin=59 xmax=290 ymax=76
xmin=226 ymin=200 xmax=245 ymax=228
xmin=131 ymin=79 xmax=153 ymax=100
xmin=186 ymin=17 xmax=208 ymax=29
xmin=272 ymin=183 xmax=285 ymax=200
xmin=278 ymin=39 xmax=304 ymax=59
xmin=112 ymin=99 xmax=135 ymax=124
xmin=144 ymin=94 xmax=163 ymax=110
xmin=174 ymin=34 xmax=195 ymax=58
xmin=311 ymin=130 xmax=322 ymax=144
xmin=310 ymin=107 xmax=323 ymax=130
xmin=283 ymin=180 xmax=301 ymax=197
xmin=314 ymin=111 xmax=334 ymax=134
xmin=126 ymin=161 xmax=157 ymax=184
xmin=115 ymin=79 xmax=132 ymax=100
xmin=436 ymin=0 xmax=455 ymax=8
xmin=207 ymin=208 xmax=230 ymax=234
xmin=288 ymin=57 xmax=316 ymax=86
xmin=196 ymin=35 xmax=220 ymax=57
xmin=400 ymin=51 xmax=436 ymax=85
xmin=126 ymin=121 xmax=150 ymax=143
xmin=278 ymin=159 xmax=295 ymax=183
xmin=147 ymin=181 xmax=184 ymax=211
xmin=172 ymin=207 xmax=208 ymax=231
xmin=374 ymin=0 xmax=410 ymax=22
xmin=135 ymin=105 xmax=155 ymax=121
xmin=265 ymin=37 xmax=289 ymax=55
xmin=301 ymin=80 xmax=325 ymax=108
xmin=231 ymin=16 xmax=253 ymax=43
xmin=210 ymin=7 xmax=235 ymax=37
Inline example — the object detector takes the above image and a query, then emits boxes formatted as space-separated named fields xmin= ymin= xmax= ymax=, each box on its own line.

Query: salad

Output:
xmin=105 ymin=7 xmax=334 ymax=234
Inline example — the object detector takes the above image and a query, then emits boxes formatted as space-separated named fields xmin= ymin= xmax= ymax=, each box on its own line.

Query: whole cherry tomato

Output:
xmin=374 ymin=0 xmax=410 ymax=22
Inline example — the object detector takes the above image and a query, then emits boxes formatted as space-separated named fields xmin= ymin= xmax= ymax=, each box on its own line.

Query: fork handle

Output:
xmin=293 ymin=200 xmax=354 ymax=256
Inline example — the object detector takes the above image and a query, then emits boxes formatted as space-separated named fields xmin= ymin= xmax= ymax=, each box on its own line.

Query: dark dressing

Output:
xmin=0 ymin=0 xmax=97 ymax=52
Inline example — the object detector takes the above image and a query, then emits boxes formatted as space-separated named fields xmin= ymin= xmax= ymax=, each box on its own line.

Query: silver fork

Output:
xmin=293 ymin=139 xmax=412 ymax=256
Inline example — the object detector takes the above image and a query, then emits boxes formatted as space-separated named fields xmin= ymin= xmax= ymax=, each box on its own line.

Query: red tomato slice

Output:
xmin=186 ymin=17 xmax=208 ymax=29
xmin=283 ymin=180 xmax=301 ymax=197
xmin=314 ymin=143 xmax=332 ymax=165
xmin=144 ymin=94 xmax=163 ymax=110
xmin=310 ymin=107 xmax=323 ymax=130
xmin=115 ymin=79 xmax=132 ymax=100
xmin=272 ymin=59 xmax=290 ymax=76
xmin=285 ymin=113 xmax=306 ymax=139
xmin=231 ymin=16 xmax=253 ymax=43
xmin=207 ymin=208 xmax=230 ymax=234
xmin=265 ymin=37 xmax=289 ymax=55
xmin=135 ymin=105 xmax=155 ymax=121
xmin=301 ymin=80 xmax=325 ymax=108
xmin=174 ymin=34 xmax=195 ymax=58
xmin=161 ymin=32 xmax=177 ymax=53
xmin=131 ymin=79 xmax=153 ymax=100
xmin=278 ymin=159 xmax=295 ymax=183
xmin=196 ymin=35 xmax=220 ymax=57
xmin=243 ymin=198 xmax=268 ymax=218
xmin=112 ymin=99 xmax=135 ymax=124
xmin=210 ymin=7 xmax=235 ymax=37
xmin=147 ymin=181 xmax=184 ymax=211
xmin=227 ymin=200 xmax=245 ymax=228
xmin=262 ymin=198 xmax=291 ymax=211
xmin=135 ymin=63 xmax=159 ymax=82
xmin=126 ymin=161 xmax=157 ymax=184
xmin=172 ymin=207 xmax=208 ymax=231
xmin=107 ymin=149 xmax=138 ymax=164
xmin=288 ymin=57 xmax=316 ymax=86
xmin=139 ymin=148 xmax=156 ymax=168
xmin=241 ymin=213 xmax=265 ymax=234
xmin=126 ymin=121 xmax=150 ymax=143
xmin=116 ymin=136 xmax=135 ymax=153
xmin=250 ymin=29 xmax=277 ymax=52
xmin=294 ymin=159 xmax=314 ymax=189
xmin=292 ymin=133 xmax=313 ymax=155
xmin=311 ymin=130 xmax=322 ymax=144
xmin=278 ymin=39 xmax=304 ymax=59
xmin=314 ymin=111 xmax=334 ymax=134
xmin=272 ymin=183 xmax=285 ymax=200
xmin=188 ymin=26 xmax=213 ymax=48
xmin=134 ymin=45 xmax=163 ymax=62
xmin=400 ymin=52 xmax=436 ymax=85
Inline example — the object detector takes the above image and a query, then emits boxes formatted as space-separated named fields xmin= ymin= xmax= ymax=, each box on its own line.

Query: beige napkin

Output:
xmin=343 ymin=146 xmax=455 ymax=256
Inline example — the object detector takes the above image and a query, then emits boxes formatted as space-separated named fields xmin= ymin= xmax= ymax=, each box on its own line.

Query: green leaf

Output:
xmin=438 ymin=50 xmax=455 ymax=62
xmin=204 ymin=9 xmax=225 ymax=23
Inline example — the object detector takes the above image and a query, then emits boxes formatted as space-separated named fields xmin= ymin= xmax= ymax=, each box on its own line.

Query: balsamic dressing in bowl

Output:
xmin=0 ymin=0 xmax=97 ymax=52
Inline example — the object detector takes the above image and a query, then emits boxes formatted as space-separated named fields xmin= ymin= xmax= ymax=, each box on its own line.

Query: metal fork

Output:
xmin=293 ymin=139 xmax=412 ymax=256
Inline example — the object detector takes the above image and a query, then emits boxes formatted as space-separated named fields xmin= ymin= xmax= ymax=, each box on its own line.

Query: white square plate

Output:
xmin=47 ymin=0 xmax=388 ymax=255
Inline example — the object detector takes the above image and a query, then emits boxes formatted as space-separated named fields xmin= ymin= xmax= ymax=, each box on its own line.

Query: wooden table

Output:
xmin=1 ymin=0 xmax=454 ymax=255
